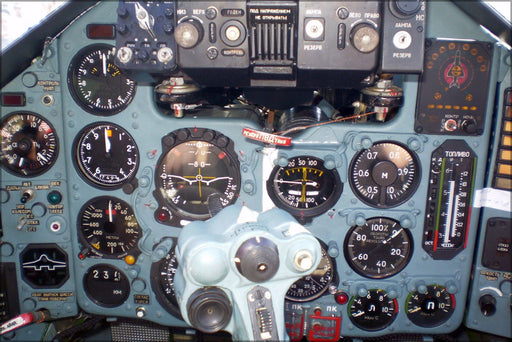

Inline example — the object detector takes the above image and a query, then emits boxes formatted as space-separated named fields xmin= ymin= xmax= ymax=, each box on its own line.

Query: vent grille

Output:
xmin=249 ymin=22 xmax=295 ymax=62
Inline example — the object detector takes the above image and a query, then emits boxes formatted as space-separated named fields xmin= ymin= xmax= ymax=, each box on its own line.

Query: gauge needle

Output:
xmin=198 ymin=168 xmax=202 ymax=198
xmin=102 ymin=53 xmax=107 ymax=76
xmin=300 ymin=167 xmax=308 ymax=203
xmin=108 ymin=200 xmax=113 ymax=223
xmin=275 ymin=179 xmax=318 ymax=187
xmin=104 ymin=128 xmax=111 ymax=153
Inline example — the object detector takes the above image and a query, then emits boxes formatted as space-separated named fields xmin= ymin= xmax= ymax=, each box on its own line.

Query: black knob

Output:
xmin=462 ymin=119 xmax=477 ymax=134
xmin=393 ymin=0 xmax=422 ymax=17
xmin=235 ymin=237 xmax=279 ymax=283
xmin=479 ymin=294 xmax=496 ymax=316
xmin=187 ymin=287 xmax=232 ymax=333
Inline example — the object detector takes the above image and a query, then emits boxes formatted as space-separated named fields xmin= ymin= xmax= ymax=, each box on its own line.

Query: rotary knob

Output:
xmin=175 ymin=19 xmax=204 ymax=49
xmin=350 ymin=23 xmax=380 ymax=53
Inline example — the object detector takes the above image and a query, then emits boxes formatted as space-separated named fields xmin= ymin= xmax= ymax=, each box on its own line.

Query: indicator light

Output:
xmin=47 ymin=190 xmax=62 ymax=205
xmin=334 ymin=292 xmax=349 ymax=305
xmin=125 ymin=255 xmax=136 ymax=265
xmin=86 ymin=24 xmax=116 ymax=39
xmin=1 ymin=92 xmax=26 ymax=106
xmin=157 ymin=210 xmax=169 ymax=222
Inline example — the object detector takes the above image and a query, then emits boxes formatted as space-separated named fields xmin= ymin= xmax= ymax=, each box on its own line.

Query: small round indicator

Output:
xmin=348 ymin=289 xmax=398 ymax=331
xmin=68 ymin=44 xmax=136 ymax=115
xmin=344 ymin=217 xmax=413 ymax=279
xmin=267 ymin=156 xmax=342 ymax=221
xmin=78 ymin=196 xmax=141 ymax=258
xmin=406 ymin=284 xmax=455 ymax=327
xmin=1 ymin=112 xmax=59 ymax=177
xmin=74 ymin=122 xmax=139 ymax=189
xmin=83 ymin=264 xmax=130 ymax=307
xmin=349 ymin=141 xmax=420 ymax=208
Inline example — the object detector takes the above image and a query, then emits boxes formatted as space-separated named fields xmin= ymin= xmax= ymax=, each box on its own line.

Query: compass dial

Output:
xmin=68 ymin=44 xmax=136 ymax=115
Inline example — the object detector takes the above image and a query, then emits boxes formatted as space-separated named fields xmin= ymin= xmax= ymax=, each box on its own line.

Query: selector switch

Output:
xmin=350 ymin=23 xmax=380 ymax=53
xmin=392 ymin=0 xmax=422 ymax=17
xmin=304 ymin=18 xmax=325 ymax=41
xmin=175 ymin=19 xmax=204 ymax=49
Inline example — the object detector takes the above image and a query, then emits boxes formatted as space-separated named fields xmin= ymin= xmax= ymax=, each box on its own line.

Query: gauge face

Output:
xmin=155 ymin=128 xmax=241 ymax=226
xmin=83 ymin=264 xmax=130 ymax=307
xmin=150 ymin=245 xmax=182 ymax=318
xmin=78 ymin=196 xmax=141 ymax=258
xmin=344 ymin=217 xmax=413 ymax=279
xmin=406 ymin=285 xmax=455 ymax=327
xmin=68 ymin=44 xmax=136 ymax=115
xmin=286 ymin=244 xmax=336 ymax=302
xmin=350 ymin=141 xmax=420 ymax=208
xmin=348 ymin=289 xmax=398 ymax=331
xmin=1 ymin=112 xmax=58 ymax=177
xmin=267 ymin=156 xmax=342 ymax=220
xmin=74 ymin=122 xmax=139 ymax=189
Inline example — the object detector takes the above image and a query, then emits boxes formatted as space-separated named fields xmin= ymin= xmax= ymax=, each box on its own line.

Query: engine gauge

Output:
xmin=78 ymin=196 xmax=141 ymax=258
xmin=348 ymin=289 xmax=398 ymax=331
xmin=286 ymin=242 xmax=337 ymax=302
xmin=349 ymin=141 xmax=420 ymax=208
xmin=154 ymin=128 xmax=241 ymax=226
xmin=150 ymin=244 xmax=182 ymax=318
xmin=74 ymin=122 xmax=139 ymax=189
xmin=344 ymin=217 xmax=413 ymax=279
xmin=68 ymin=44 xmax=136 ymax=115
xmin=406 ymin=284 xmax=455 ymax=327
xmin=267 ymin=156 xmax=343 ymax=221
xmin=1 ymin=112 xmax=58 ymax=177
xmin=84 ymin=264 xmax=130 ymax=307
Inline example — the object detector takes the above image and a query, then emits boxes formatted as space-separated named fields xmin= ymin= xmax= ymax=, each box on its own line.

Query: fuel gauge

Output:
xmin=422 ymin=140 xmax=477 ymax=260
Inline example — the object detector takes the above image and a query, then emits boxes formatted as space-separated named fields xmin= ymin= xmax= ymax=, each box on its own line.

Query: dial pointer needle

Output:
xmin=105 ymin=128 xmax=111 ymax=153
xmin=108 ymin=200 xmax=113 ymax=223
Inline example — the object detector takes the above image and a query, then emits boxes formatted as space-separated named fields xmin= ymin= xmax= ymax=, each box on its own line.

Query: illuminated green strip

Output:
xmin=434 ymin=158 xmax=446 ymax=236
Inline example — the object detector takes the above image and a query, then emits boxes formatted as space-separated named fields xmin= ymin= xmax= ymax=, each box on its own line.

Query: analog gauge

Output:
xmin=154 ymin=128 xmax=241 ymax=226
xmin=83 ymin=264 xmax=130 ymax=307
xmin=150 ymin=244 xmax=182 ymax=318
xmin=349 ymin=141 xmax=420 ymax=208
xmin=286 ymin=242 xmax=337 ymax=302
xmin=1 ymin=112 xmax=58 ymax=177
xmin=78 ymin=196 xmax=141 ymax=258
xmin=68 ymin=44 xmax=136 ymax=115
xmin=267 ymin=156 xmax=343 ymax=221
xmin=344 ymin=217 xmax=413 ymax=279
xmin=74 ymin=122 xmax=139 ymax=189
xmin=348 ymin=289 xmax=398 ymax=331
xmin=406 ymin=284 xmax=455 ymax=327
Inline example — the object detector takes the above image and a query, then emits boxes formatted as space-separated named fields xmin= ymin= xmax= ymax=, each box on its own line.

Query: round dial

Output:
xmin=155 ymin=128 xmax=241 ymax=226
xmin=150 ymin=245 xmax=181 ymax=318
xmin=286 ymin=244 xmax=336 ymax=302
xmin=1 ymin=112 xmax=58 ymax=177
xmin=348 ymin=289 xmax=398 ymax=331
xmin=74 ymin=122 xmax=139 ymax=189
xmin=267 ymin=156 xmax=342 ymax=221
xmin=68 ymin=44 xmax=136 ymax=115
xmin=83 ymin=264 xmax=130 ymax=307
xmin=350 ymin=141 xmax=420 ymax=208
xmin=78 ymin=196 xmax=141 ymax=258
xmin=406 ymin=284 xmax=455 ymax=327
xmin=344 ymin=217 xmax=413 ymax=279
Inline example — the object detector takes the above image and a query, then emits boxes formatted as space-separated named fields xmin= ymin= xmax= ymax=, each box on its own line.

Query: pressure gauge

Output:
xmin=74 ymin=122 xmax=139 ymax=189
xmin=68 ymin=44 xmax=136 ymax=115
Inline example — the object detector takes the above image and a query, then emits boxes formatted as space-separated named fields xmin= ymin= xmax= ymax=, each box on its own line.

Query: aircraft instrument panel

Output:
xmin=0 ymin=1 xmax=511 ymax=341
